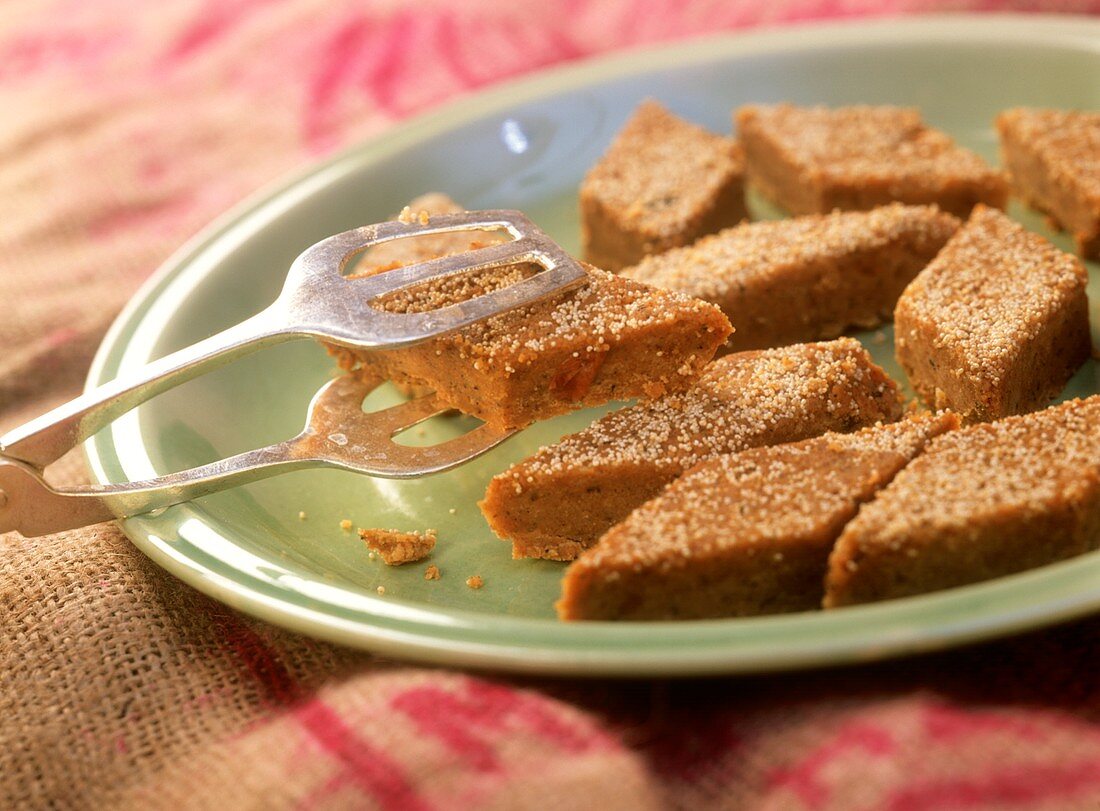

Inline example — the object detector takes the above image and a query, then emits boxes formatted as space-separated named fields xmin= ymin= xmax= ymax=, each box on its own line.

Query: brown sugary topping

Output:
xmin=739 ymin=104 xmax=1000 ymax=184
xmin=372 ymin=257 xmax=530 ymax=313
xmin=424 ymin=564 xmax=441 ymax=581
xmin=624 ymin=204 xmax=959 ymax=298
xmin=374 ymin=262 xmax=729 ymax=375
xmin=897 ymin=205 xmax=1088 ymax=384
xmin=504 ymin=338 xmax=900 ymax=483
xmin=465 ymin=575 xmax=484 ymax=590
xmin=359 ymin=528 xmax=437 ymax=566
xmin=579 ymin=413 xmax=956 ymax=571
xmin=997 ymin=108 xmax=1100 ymax=207
xmin=583 ymin=99 xmax=744 ymax=237
xmin=350 ymin=193 xmax=729 ymax=377
xmin=839 ymin=397 xmax=1100 ymax=553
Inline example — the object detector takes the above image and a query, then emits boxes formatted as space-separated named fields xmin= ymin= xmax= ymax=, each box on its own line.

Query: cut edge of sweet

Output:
xmin=556 ymin=411 xmax=960 ymax=621
xmin=823 ymin=395 xmax=1100 ymax=608
xmin=480 ymin=338 xmax=906 ymax=562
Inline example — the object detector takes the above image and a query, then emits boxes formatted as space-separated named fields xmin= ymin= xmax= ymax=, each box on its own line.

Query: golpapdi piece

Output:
xmin=346 ymin=193 xmax=489 ymax=398
xmin=997 ymin=108 xmax=1100 ymax=260
xmin=581 ymin=100 xmax=747 ymax=272
xmin=825 ymin=397 xmax=1100 ymax=608
xmin=327 ymin=199 xmax=732 ymax=431
xmin=736 ymin=104 xmax=1007 ymax=218
xmin=894 ymin=205 xmax=1090 ymax=422
xmin=624 ymin=204 xmax=959 ymax=351
xmin=558 ymin=413 xmax=957 ymax=621
xmin=480 ymin=338 xmax=903 ymax=561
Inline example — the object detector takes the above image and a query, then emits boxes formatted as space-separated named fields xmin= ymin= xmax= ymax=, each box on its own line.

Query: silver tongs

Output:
xmin=0 ymin=210 xmax=586 ymax=538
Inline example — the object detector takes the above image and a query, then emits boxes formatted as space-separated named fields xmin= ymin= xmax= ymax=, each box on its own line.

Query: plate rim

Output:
xmin=85 ymin=13 xmax=1100 ymax=677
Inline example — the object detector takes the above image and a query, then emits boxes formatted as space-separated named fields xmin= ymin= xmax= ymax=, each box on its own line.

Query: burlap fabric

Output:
xmin=3 ymin=1 xmax=1100 ymax=808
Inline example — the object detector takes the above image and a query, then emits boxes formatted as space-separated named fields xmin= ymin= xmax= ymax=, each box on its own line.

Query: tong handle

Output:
xmin=0 ymin=443 xmax=318 ymax=538
xmin=0 ymin=307 xmax=297 ymax=470
xmin=0 ymin=378 xmax=513 ymax=537
xmin=0 ymin=459 xmax=116 ymax=537
xmin=0 ymin=210 xmax=580 ymax=536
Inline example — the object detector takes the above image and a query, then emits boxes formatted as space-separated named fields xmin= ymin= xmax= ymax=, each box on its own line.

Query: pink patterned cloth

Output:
xmin=3 ymin=1 xmax=1100 ymax=808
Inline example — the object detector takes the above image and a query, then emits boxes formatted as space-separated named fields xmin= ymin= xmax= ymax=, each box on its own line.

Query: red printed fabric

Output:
xmin=2 ymin=1 xmax=1100 ymax=809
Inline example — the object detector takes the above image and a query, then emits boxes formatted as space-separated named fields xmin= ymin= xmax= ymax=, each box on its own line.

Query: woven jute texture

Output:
xmin=3 ymin=1 xmax=1100 ymax=809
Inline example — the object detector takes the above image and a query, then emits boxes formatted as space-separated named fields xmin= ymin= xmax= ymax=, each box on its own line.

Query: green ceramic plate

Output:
xmin=86 ymin=15 xmax=1100 ymax=676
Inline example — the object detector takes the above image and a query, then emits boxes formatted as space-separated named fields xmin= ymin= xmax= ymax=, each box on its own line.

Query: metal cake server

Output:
xmin=0 ymin=210 xmax=586 ymax=537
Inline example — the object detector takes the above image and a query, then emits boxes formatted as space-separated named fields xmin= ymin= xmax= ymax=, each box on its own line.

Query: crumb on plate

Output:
xmin=359 ymin=527 xmax=437 ymax=565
